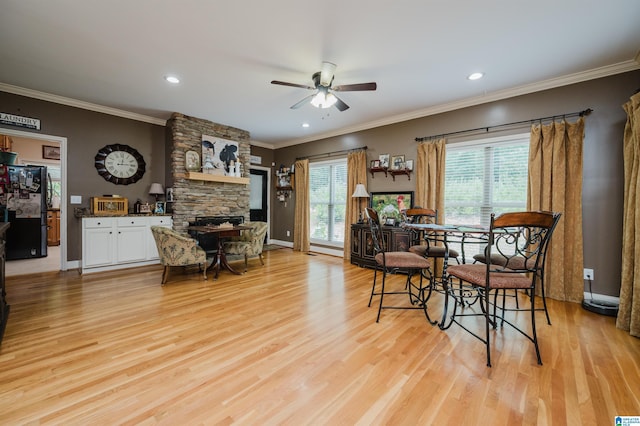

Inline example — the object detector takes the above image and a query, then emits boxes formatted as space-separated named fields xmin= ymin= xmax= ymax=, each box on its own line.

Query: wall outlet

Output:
xmin=584 ymin=268 xmax=594 ymax=280
xmin=286 ymin=230 xmax=290 ymax=237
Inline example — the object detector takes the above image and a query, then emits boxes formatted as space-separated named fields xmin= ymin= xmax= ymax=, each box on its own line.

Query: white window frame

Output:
xmin=444 ymin=132 xmax=530 ymax=228
xmin=309 ymin=158 xmax=348 ymax=248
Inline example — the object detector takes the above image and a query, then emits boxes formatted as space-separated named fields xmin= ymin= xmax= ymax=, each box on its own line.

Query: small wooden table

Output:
xmin=188 ymin=225 xmax=251 ymax=279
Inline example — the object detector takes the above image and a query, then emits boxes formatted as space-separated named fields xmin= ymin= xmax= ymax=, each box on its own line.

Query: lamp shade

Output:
xmin=351 ymin=184 xmax=369 ymax=198
xmin=149 ymin=183 xmax=164 ymax=196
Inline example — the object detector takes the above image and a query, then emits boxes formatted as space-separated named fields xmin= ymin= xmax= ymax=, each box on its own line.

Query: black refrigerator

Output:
xmin=0 ymin=165 xmax=48 ymax=260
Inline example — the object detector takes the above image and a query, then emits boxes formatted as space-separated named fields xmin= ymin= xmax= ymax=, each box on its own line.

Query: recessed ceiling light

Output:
xmin=165 ymin=75 xmax=180 ymax=84
xmin=302 ymin=123 xmax=310 ymax=128
xmin=467 ymin=72 xmax=484 ymax=81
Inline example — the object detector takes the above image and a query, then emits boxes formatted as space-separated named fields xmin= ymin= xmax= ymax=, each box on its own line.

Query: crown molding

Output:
xmin=273 ymin=60 xmax=640 ymax=149
xmin=0 ymin=82 xmax=167 ymax=126
xmin=3 ymin=59 xmax=639 ymax=147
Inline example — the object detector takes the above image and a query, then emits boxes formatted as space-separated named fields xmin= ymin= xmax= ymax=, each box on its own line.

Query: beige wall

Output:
xmin=271 ymin=69 xmax=640 ymax=298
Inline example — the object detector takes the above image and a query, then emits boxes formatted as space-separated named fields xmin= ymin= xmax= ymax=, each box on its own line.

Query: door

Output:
xmin=249 ymin=168 xmax=268 ymax=222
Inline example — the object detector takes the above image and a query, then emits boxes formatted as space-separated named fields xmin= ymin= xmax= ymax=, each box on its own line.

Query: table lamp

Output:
xmin=351 ymin=183 xmax=370 ymax=223
xmin=149 ymin=183 xmax=164 ymax=202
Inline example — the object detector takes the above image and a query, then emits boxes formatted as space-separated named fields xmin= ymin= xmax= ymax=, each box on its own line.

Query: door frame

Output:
xmin=0 ymin=127 xmax=68 ymax=271
xmin=249 ymin=165 xmax=271 ymax=243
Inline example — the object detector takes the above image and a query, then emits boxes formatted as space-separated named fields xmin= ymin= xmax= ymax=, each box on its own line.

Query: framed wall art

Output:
xmin=202 ymin=134 xmax=239 ymax=175
xmin=378 ymin=154 xmax=390 ymax=168
xmin=42 ymin=145 xmax=60 ymax=160
xmin=390 ymin=155 xmax=405 ymax=170
xmin=369 ymin=191 xmax=414 ymax=222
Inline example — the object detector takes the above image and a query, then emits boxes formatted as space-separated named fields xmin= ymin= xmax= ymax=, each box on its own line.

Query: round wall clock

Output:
xmin=94 ymin=144 xmax=146 ymax=185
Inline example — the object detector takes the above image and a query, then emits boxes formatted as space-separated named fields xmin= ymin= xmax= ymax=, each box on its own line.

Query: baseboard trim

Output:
xmin=268 ymin=239 xmax=343 ymax=258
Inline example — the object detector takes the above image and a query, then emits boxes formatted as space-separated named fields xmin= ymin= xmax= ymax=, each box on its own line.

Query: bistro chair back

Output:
xmin=364 ymin=207 xmax=436 ymax=324
xmin=445 ymin=210 xmax=561 ymax=367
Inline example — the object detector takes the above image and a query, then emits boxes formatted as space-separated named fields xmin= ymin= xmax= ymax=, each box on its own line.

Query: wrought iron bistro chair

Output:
xmin=402 ymin=208 xmax=460 ymax=276
xmin=364 ymin=207 xmax=436 ymax=324
xmin=445 ymin=211 xmax=561 ymax=367
xmin=472 ymin=242 xmax=552 ymax=325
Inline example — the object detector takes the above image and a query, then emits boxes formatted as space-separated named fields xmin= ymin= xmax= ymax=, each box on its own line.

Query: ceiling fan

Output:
xmin=271 ymin=62 xmax=377 ymax=112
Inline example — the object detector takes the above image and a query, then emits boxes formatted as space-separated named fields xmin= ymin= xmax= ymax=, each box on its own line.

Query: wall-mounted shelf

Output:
xmin=389 ymin=169 xmax=412 ymax=181
xmin=369 ymin=166 xmax=388 ymax=179
xmin=186 ymin=172 xmax=250 ymax=185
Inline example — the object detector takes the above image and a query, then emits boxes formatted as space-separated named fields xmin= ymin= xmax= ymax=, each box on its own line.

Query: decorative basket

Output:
xmin=90 ymin=197 xmax=128 ymax=216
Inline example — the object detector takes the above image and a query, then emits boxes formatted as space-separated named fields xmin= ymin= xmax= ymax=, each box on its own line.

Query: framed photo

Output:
xmin=390 ymin=155 xmax=405 ymax=170
xmin=384 ymin=218 xmax=396 ymax=226
xmin=139 ymin=203 xmax=152 ymax=214
xmin=405 ymin=159 xmax=414 ymax=171
xmin=185 ymin=150 xmax=200 ymax=172
xmin=378 ymin=154 xmax=390 ymax=168
xmin=154 ymin=201 xmax=165 ymax=214
xmin=371 ymin=159 xmax=381 ymax=168
xmin=370 ymin=191 xmax=414 ymax=223
xmin=42 ymin=145 xmax=60 ymax=160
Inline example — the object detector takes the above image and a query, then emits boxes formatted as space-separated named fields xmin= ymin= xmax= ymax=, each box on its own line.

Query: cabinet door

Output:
xmin=147 ymin=216 xmax=172 ymax=260
xmin=116 ymin=226 xmax=147 ymax=263
xmin=83 ymin=227 xmax=114 ymax=268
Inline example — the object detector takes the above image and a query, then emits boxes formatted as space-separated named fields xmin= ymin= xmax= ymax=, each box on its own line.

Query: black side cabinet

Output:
xmin=350 ymin=223 xmax=411 ymax=268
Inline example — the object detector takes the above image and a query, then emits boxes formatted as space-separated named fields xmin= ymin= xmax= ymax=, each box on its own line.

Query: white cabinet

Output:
xmin=82 ymin=215 xmax=172 ymax=273
xmin=147 ymin=216 xmax=172 ymax=260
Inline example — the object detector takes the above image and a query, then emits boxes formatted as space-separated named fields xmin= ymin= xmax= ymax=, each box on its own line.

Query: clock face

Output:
xmin=95 ymin=144 xmax=146 ymax=185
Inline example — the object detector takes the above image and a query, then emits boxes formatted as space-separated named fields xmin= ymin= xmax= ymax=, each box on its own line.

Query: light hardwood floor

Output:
xmin=0 ymin=248 xmax=638 ymax=425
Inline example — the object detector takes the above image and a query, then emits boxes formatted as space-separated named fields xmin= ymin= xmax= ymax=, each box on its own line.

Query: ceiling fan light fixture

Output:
xmin=310 ymin=92 xmax=337 ymax=109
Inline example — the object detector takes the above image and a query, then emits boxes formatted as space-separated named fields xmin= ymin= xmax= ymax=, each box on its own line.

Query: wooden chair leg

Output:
xmin=202 ymin=263 xmax=207 ymax=280
xmin=244 ymin=254 xmax=248 ymax=272
xmin=259 ymin=253 xmax=264 ymax=265
xmin=161 ymin=266 xmax=169 ymax=285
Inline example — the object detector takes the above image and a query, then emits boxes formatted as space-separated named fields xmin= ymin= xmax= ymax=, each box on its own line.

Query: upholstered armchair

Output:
xmin=150 ymin=226 xmax=207 ymax=285
xmin=222 ymin=221 xmax=268 ymax=272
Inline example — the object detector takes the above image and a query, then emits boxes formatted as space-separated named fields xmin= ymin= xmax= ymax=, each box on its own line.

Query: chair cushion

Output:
xmin=409 ymin=245 xmax=459 ymax=258
xmin=375 ymin=251 xmax=431 ymax=269
xmin=447 ymin=263 xmax=532 ymax=289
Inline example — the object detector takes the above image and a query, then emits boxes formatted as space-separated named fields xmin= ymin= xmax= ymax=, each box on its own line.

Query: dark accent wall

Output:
xmin=0 ymin=92 xmax=166 ymax=262
xmin=272 ymin=69 xmax=640 ymax=298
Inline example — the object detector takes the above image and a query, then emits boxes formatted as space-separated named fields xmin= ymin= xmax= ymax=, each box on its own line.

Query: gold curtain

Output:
xmin=344 ymin=150 xmax=368 ymax=261
xmin=618 ymin=92 xmax=640 ymax=337
xmin=416 ymin=139 xmax=447 ymax=274
xmin=416 ymin=138 xmax=446 ymax=220
xmin=293 ymin=159 xmax=310 ymax=252
xmin=527 ymin=118 xmax=584 ymax=302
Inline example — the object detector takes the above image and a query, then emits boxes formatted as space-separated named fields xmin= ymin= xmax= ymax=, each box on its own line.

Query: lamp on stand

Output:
xmin=351 ymin=183 xmax=370 ymax=223
xmin=149 ymin=183 xmax=164 ymax=202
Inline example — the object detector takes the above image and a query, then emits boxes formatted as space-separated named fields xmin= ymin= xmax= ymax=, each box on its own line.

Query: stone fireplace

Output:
xmin=167 ymin=112 xmax=251 ymax=234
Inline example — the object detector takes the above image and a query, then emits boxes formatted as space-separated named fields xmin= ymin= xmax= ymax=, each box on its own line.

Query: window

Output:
xmin=444 ymin=133 xmax=530 ymax=228
xmin=309 ymin=159 xmax=348 ymax=246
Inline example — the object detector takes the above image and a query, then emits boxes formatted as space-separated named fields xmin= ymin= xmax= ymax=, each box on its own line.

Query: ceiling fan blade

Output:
xmin=333 ymin=94 xmax=350 ymax=112
xmin=320 ymin=62 xmax=336 ymax=87
xmin=290 ymin=93 xmax=315 ymax=109
xmin=332 ymin=82 xmax=377 ymax=92
xmin=271 ymin=80 xmax=315 ymax=90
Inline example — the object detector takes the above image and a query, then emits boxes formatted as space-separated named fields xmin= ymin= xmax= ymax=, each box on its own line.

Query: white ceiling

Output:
xmin=1 ymin=1 xmax=639 ymax=149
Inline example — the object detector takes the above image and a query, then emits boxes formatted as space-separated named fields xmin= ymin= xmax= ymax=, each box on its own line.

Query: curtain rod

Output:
xmin=296 ymin=146 xmax=367 ymax=161
xmin=414 ymin=108 xmax=593 ymax=142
